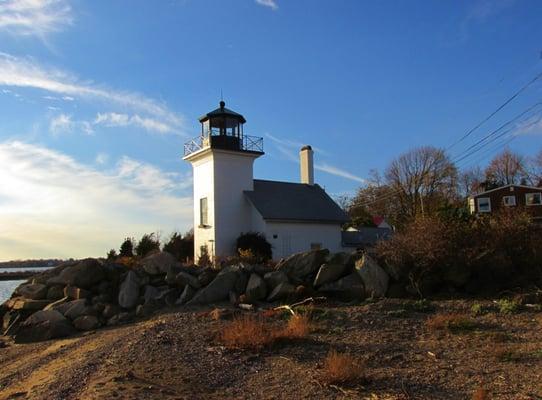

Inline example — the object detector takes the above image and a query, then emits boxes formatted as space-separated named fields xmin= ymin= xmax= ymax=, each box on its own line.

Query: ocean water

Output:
xmin=0 ymin=266 xmax=52 ymax=273
xmin=0 ymin=280 xmax=25 ymax=303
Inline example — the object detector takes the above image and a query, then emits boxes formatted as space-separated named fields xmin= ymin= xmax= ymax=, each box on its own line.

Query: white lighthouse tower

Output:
xmin=183 ymin=101 xmax=264 ymax=262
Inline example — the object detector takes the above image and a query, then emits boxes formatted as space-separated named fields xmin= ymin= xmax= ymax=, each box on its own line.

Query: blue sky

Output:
xmin=0 ymin=0 xmax=541 ymax=260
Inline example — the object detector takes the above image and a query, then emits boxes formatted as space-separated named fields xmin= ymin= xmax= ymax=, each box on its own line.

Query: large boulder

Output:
xmin=197 ymin=268 xmax=218 ymax=286
xmin=73 ymin=315 xmax=100 ymax=331
xmin=15 ymin=310 xmax=75 ymax=343
xmin=176 ymin=285 xmax=196 ymax=305
xmin=118 ymin=271 xmax=141 ymax=309
xmin=47 ymin=259 xmax=105 ymax=289
xmin=16 ymin=283 xmax=48 ymax=300
xmin=141 ymin=251 xmax=177 ymax=275
xmin=244 ymin=273 xmax=267 ymax=303
xmin=64 ymin=299 xmax=95 ymax=320
xmin=355 ymin=254 xmax=389 ymax=298
xmin=46 ymin=285 xmax=65 ymax=301
xmin=276 ymin=250 xmax=329 ymax=283
xmin=313 ymin=262 xmax=350 ymax=287
xmin=267 ymin=282 xmax=296 ymax=302
xmin=143 ymin=285 xmax=160 ymax=304
xmin=319 ymin=272 xmax=365 ymax=301
xmin=175 ymin=272 xmax=201 ymax=289
xmin=263 ymin=271 xmax=289 ymax=290
xmin=187 ymin=266 xmax=245 ymax=305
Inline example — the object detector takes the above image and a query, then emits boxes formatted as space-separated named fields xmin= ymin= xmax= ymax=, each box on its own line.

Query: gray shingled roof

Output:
xmin=244 ymin=179 xmax=350 ymax=224
xmin=199 ymin=106 xmax=246 ymax=123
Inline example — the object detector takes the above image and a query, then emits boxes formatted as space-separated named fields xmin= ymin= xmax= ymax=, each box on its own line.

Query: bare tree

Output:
xmin=485 ymin=149 xmax=530 ymax=185
xmin=385 ymin=146 xmax=458 ymax=221
xmin=458 ymin=166 xmax=484 ymax=197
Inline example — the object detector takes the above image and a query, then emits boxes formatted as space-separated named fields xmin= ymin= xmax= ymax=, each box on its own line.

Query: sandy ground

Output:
xmin=0 ymin=298 xmax=541 ymax=400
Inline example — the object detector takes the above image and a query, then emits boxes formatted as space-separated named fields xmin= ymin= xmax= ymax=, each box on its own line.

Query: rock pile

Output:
xmin=0 ymin=249 xmax=390 ymax=342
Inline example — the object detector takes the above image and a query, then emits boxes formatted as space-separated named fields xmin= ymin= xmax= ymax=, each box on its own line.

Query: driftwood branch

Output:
xmin=273 ymin=296 xmax=327 ymax=315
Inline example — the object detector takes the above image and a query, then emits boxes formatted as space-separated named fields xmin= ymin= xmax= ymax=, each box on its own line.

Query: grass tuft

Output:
xmin=321 ymin=350 xmax=366 ymax=385
xmin=497 ymin=299 xmax=521 ymax=314
xmin=426 ymin=313 xmax=477 ymax=333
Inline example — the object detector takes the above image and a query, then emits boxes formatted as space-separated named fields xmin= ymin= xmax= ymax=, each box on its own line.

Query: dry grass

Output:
xmin=220 ymin=315 xmax=274 ymax=350
xmin=220 ymin=313 xmax=311 ymax=350
xmin=472 ymin=385 xmax=490 ymax=400
xmin=493 ymin=345 xmax=522 ymax=362
xmin=321 ymin=350 xmax=366 ymax=385
xmin=426 ymin=313 xmax=477 ymax=333
xmin=282 ymin=314 xmax=311 ymax=339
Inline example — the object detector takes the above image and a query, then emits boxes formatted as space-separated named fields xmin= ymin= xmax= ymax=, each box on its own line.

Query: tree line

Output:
xmin=108 ymin=230 xmax=194 ymax=261
xmin=345 ymin=147 xmax=542 ymax=228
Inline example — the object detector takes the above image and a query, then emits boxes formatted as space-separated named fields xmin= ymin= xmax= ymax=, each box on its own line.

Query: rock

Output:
xmin=165 ymin=265 xmax=182 ymax=286
xmin=91 ymin=294 xmax=111 ymax=305
xmin=197 ymin=268 xmax=218 ymax=286
xmin=175 ymin=272 xmax=201 ymax=289
xmin=3 ymin=310 xmax=20 ymax=332
xmin=276 ymin=249 xmax=329 ymax=283
xmin=313 ymin=263 xmax=350 ymax=287
xmin=263 ymin=271 xmax=289 ymax=290
xmin=43 ymin=297 xmax=70 ymax=313
xmin=267 ymin=282 xmax=296 ymax=302
xmin=47 ymin=258 xmax=105 ymax=289
xmin=441 ymin=264 xmax=471 ymax=288
xmin=16 ymin=283 xmax=48 ymax=300
xmin=156 ymin=288 xmax=179 ymax=307
xmin=15 ymin=310 xmax=75 ymax=343
xmin=245 ymin=273 xmax=267 ymax=302
xmin=355 ymin=254 xmax=389 ymax=298
xmin=141 ymin=251 xmax=178 ymax=275
xmin=102 ymin=304 xmax=120 ymax=319
xmin=64 ymin=285 xmax=91 ymax=300
xmin=135 ymin=302 xmax=157 ymax=318
xmin=64 ymin=299 xmax=95 ymax=320
xmin=187 ymin=266 xmax=243 ymax=305
xmin=176 ymin=285 xmax=196 ymax=305
xmin=143 ymin=285 xmax=161 ymax=304
xmin=46 ymin=286 xmax=65 ymax=301
xmin=11 ymin=299 xmax=51 ymax=311
xmin=319 ymin=272 xmax=365 ymax=301
xmin=96 ymin=281 xmax=112 ymax=295
xmin=118 ymin=271 xmax=141 ymax=309
xmin=73 ymin=315 xmax=100 ymax=331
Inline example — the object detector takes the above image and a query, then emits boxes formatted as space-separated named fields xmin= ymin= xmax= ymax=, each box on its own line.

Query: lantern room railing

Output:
xmin=183 ymin=133 xmax=264 ymax=157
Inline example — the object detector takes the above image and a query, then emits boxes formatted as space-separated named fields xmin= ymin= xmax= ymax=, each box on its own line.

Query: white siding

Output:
xmin=263 ymin=221 xmax=343 ymax=260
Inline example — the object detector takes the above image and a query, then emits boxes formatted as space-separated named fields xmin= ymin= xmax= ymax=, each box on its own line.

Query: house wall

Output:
xmin=470 ymin=185 xmax=542 ymax=219
xmin=263 ymin=221 xmax=343 ymax=260
xmin=187 ymin=148 xmax=261 ymax=261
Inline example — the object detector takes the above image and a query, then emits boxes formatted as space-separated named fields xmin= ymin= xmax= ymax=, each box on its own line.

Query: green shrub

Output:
xmin=497 ymin=299 xmax=521 ymax=314
xmin=163 ymin=231 xmax=194 ymax=262
xmin=135 ymin=233 xmax=160 ymax=257
xmin=236 ymin=232 xmax=272 ymax=262
xmin=471 ymin=303 xmax=484 ymax=316
xmin=119 ymin=237 xmax=135 ymax=257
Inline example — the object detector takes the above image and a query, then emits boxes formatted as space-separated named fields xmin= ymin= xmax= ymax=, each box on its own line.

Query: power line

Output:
xmin=446 ymin=71 xmax=542 ymax=151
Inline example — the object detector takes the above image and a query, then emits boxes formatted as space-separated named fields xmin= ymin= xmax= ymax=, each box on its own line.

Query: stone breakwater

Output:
xmin=0 ymin=249 xmax=390 ymax=343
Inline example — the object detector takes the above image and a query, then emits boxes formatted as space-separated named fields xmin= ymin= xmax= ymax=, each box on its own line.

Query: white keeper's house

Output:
xmin=183 ymin=101 xmax=350 ymax=261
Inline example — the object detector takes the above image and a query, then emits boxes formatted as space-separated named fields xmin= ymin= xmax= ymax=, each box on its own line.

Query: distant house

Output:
xmin=468 ymin=184 xmax=542 ymax=221
xmin=342 ymin=218 xmax=393 ymax=250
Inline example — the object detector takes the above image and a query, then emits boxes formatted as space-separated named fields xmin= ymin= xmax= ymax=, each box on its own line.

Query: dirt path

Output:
xmin=0 ymin=299 xmax=541 ymax=399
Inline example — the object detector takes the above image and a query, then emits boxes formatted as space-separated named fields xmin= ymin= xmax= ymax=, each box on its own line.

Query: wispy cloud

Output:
xmin=0 ymin=140 xmax=193 ymax=260
xmin=255 ymin=0 xmax=278 ymax=11
xmin=513 ymin=113 xmax=542 ymax=136
xmin=0 ymin=0 xmax=73 ymax=37
xmin=266 ymin=133 xmax=366 ymax=184
xmin=49 ymin=113 xmax=93 ymax=136
xmin=0 ymin=52 xmax=185 ymax=135
xmin=460 ymin=0 xmax=515 ymax=41
xmin=94 ymin=112 xmax=175 ymax=134
xmin=315 ymin=163 xmax=366 ymax=184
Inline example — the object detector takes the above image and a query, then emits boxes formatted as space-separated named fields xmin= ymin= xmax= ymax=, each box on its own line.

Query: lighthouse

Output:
xmin=184 ymin=101 xmax=350 ymax=263
xmin=183 ymin=101 xmax=264 ymax=261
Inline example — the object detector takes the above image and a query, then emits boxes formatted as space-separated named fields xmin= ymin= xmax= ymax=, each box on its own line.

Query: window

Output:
xmin=503 ymin=195 xmax=516 ymax=207
xmin=526 ymin=193 xmax=542 ymax=206
xmin=477 ymin=197 xmax=491 ymax=213
xmin=199 ymin=197 xmax=208 ymax=226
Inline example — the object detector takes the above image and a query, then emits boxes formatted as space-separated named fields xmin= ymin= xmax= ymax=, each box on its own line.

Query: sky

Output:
xmin=0 ymin=0 xmax=541 ymax=260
